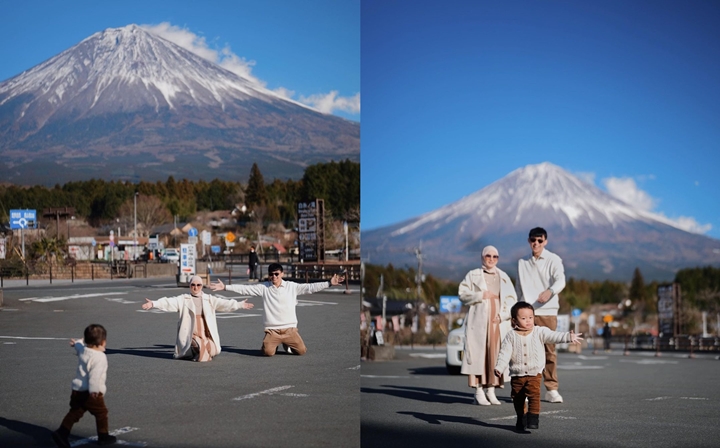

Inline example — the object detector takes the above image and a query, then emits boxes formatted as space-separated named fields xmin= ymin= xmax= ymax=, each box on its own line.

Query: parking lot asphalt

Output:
xmin=1 ymin=278 xmax=360 ymax=448
xmin=361 ymin=346 xmax=720 ymax=448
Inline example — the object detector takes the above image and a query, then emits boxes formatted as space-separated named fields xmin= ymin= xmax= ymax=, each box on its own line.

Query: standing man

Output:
xmin=248 ymin=245 xmax=259 ymax=281
xmin=209 ymin=263 xmax=345 ymax=356
xmin=516 ymin=227 xmax=566 ymax=403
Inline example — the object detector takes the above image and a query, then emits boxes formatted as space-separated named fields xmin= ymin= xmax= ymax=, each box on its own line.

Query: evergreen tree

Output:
xmin=629 ymin=267 xmax=647 ymax=307
xmin=246 ymin=163 xmax=267 ymax=207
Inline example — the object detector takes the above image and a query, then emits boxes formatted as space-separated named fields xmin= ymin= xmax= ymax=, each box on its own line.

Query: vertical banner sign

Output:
xmin=657 ymin=284 xmax=677 ymax=337
xmin=297 ymin=200 xmax=320 ymax=262
xmin=180 ymin=243 xmax=196 ymax=276
xmin=0 ymin=237 xmax=5 ymax=259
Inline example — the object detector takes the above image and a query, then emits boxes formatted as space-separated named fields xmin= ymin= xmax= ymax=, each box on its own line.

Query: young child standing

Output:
xmin=494 ymin=302 xmax=582 ymax=432
xmin=53 ymin=324 xmax=116 ymax=447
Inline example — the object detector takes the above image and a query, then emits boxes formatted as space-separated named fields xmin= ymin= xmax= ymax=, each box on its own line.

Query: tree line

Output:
xmin=0 ymin=160 xmax=359 ymax=227
xmin=365 ymin=264 xmax=720 ymax=325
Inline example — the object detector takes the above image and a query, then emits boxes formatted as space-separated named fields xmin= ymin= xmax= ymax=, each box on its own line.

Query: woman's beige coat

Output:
xmin=150 ymin=293 xmax=248 ymax=359
xmin=458 ymin=267 xmax=517 ymax=381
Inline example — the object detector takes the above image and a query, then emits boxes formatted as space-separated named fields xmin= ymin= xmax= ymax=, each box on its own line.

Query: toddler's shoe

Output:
xmin=515 ymin=413 xmax=528 ymax=433
xmin=97 ymin=433 xmax=117 ymax=445
xmin=52 ymin=429 xmax=70 ymax=448
xmin=527 ymin=413 xmax=540 ymax=429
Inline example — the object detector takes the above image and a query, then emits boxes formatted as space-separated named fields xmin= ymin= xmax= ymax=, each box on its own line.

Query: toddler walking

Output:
xmin=53 ymin=324 xmax=116 ymax=447
xmin=494 ymin=302 xmax=582 ymax=432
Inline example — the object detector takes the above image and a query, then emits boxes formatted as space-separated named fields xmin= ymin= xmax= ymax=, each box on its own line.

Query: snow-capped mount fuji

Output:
xmin=362 ymin=163 xmax=720 ymax=282
xmin=0 ymin=25 xmax=359 ymax=184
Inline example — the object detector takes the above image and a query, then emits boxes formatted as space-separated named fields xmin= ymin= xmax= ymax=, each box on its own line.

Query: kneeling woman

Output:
xmin=141 ymin=275 xmax=254 ymax=361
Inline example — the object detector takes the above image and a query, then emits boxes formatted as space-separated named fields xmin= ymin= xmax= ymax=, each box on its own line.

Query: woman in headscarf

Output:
xmin=458 ymin=245 xmax=517 ymax=405
xmin=141 ymin=275 xmax=254 ymax=361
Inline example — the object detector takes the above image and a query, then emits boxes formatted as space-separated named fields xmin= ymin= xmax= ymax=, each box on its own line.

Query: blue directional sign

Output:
xmin=10 ymin=209 xmax=36 ymax=229
xmin=188 ymin=227 xmax=198 ymax=237
xmin=439 ymin=296 xmax=463 ymax=313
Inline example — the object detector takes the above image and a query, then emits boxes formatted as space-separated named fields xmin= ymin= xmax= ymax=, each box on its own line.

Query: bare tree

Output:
xmin=118 ymin=195 xmax=172 ymax=237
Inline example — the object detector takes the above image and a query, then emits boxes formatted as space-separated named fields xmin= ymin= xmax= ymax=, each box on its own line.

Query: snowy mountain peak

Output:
xmin=0 ymin=23 xmax=279 ymax=117
xmin=0 ymin=25 xmax=359 ymax=185
xmin=391 ymin=162 xmax=647 ymax=237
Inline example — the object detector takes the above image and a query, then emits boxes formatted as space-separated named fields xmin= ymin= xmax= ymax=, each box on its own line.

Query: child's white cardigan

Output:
xmin=495 ymin=326 xmax=573 ymax=377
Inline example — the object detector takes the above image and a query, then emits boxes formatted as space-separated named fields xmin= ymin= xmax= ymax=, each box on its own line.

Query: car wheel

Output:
xmin=446 ymin=363 xmax=461 ymax=375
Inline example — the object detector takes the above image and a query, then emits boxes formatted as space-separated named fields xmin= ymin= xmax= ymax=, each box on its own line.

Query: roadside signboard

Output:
xmin=439 ymin=296 xmax=462 ymax=313
xmin=297 ymin=200 xmax=324 ymax=262
xmin=180 ymin=243 xmax=196 ymax=275
xmin=10 ymin=209 xmax=36 ymax=229
xmin=0 ymin=237 xmax=5 ymax=259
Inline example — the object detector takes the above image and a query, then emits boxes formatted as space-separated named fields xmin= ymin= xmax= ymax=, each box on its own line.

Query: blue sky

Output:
xmin=361 ymin=0 xmax=720 ymax=240
xmin=0 ymin=0 xmax=359 ymax=120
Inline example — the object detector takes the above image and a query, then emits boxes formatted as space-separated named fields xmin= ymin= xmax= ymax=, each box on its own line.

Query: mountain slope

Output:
xmin=362 ymin=163 xmax=720 ymax=282
xmin=0 ymin=25 xmax=359 ymax=184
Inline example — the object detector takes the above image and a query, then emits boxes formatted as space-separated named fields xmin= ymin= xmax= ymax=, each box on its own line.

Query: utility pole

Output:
xmin=133 ymin=192 xmax=138 ymax=260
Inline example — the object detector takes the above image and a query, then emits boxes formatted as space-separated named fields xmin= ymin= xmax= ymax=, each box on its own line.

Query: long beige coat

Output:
xmin=459 ymin=268 xmax=517 ymax=381
xmin=150 ymin=293 xmax=248 ymax=359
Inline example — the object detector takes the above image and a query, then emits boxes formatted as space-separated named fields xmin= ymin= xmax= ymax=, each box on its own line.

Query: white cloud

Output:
xmin=656 ymin=215 xmax=712 ymax=234
xmin=299 ymin=91 xmax=361 ymax=114
xmin=602 ymin=175 xmax=712 ymax=235
xmin=140 ymin=22 xmax=359 ymax=117
xmin=603 ymin=177 xmax=655 ymax=211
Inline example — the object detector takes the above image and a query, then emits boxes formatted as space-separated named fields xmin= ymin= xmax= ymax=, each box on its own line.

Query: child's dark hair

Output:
xmin=511 ymin=302 xmax=534 ymax=320
xmin=268 ymin=262 xmax=283 ymax=273
xmin=84 ymin=324 xmax=107 ymax=346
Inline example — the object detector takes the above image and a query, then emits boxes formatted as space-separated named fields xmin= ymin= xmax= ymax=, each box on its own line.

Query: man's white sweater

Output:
xmin=495 ymin=327 xmax=573 ymax=377
xmin=71 ymin=340 xmax=108 ymax=394
xmin=225 ymin=280 xmax=331 ymax=329
xmin=517 ymin=249 xmax=566 ymax=316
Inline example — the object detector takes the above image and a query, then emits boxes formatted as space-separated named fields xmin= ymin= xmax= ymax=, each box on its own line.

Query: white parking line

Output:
xmin=233 ymin=385 xmax=294 ymax=401
xmin=361 ymin=375 xmax=410 ymax=379
xmin=619 ymin=359 xmax=679 ymax=365
xmin=408 ymin=353 xmax=446 ymax=359
xmin=297 ymin=299 xmax=338 ymax=306
xmin=105 ymin=298 xmax=140 ymax=304
xmin=0 ymin=336 xmax=68 ymax=340
xmin=70 ymin=426 xmax=146 ymax=447
xmin=216 ymin=313 xmax=262 ymax=319
xmin=20 ymin=292 xmax=128 ymax=303
xmin=489 ymin=409 xmax=570 ymax=421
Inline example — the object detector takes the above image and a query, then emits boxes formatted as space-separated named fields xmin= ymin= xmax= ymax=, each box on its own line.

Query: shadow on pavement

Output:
xmin=106 ymin=344 xmax=174 ymax=359
xmin=0 ymin=417 xmax=52 ymax=446
xmin=408 ymin=366 xmax=451 ymax=376
xmin=221 ymin=346 xmax=266 ymax=357
xmin=361 ymin=385 xmax=472 ymax=404
xmin=397 ymin=411 xmax=518 ymax=432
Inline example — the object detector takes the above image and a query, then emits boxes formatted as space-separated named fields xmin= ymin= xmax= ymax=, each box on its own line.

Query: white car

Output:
xmin=161 ymin=248 xmax=180 ymax=263
xmin=445 ymin=322 xmax=465 ymax=375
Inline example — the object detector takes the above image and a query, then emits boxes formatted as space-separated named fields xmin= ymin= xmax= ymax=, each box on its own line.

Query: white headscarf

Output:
xmin=189 ymin=275 xmax=204 ymax=297
xmin=481 ymin=245 xmax=499 ymax=274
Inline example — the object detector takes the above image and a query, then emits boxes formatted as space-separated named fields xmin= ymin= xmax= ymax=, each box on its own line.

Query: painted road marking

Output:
xmin=20 ymin=292 xmax=128 ymax=303
xmin=557 ymin=364 xmax=604 ymax=370
xmin=0 ymin=336 xmax=68 ymax=340
xmin=489 ymin=409 xmax=570 ymax=421
xmin=0 ymin=309 xmax=19 ymax=311
xmin=70 ymin=426 xmax=146 ymax=447
xmin=361 ymin=375 xmax=411 ymax=379
xmin=233 ymin=385 xmax=309 ymax=401
xmin=216 ymin=313 xmax=262 ymax=319
xmin=297 ymin=299 xmax=338 ymax=306
xmin=577 ymin=355 xmax=608 ymax=360
xmin=106 ymin=298 xmax=140 ymax=304
xmin=646 ymin=396 xmax=710 ymax=401
xmin=348 ymin=365 xmax=361 ymax=370
xmin=620 ymin=359 xmax=679 ymax=365
xmin=409 ymin=353 xmax=446 ymax=359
